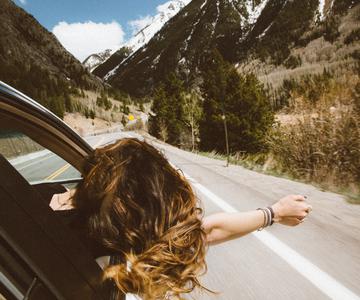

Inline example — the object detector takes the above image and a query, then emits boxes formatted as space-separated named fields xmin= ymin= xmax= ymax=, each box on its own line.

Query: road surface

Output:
xmin=11 ymin=131 xmax=360 ymax=300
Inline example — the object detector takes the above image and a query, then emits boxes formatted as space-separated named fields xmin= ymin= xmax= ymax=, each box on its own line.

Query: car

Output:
xmin=0 ymin=81 xmax=123 ymax=300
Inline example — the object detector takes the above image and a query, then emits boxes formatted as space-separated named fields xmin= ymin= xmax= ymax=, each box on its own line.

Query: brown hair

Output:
xmin=72 ymin=138 xmax=208 ymax=299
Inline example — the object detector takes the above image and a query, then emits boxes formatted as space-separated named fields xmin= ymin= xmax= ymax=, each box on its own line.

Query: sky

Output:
xmin=13 ymin=0 xmax=170 ymax=61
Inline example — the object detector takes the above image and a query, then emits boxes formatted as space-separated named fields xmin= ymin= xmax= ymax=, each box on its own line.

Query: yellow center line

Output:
xmin=45 ymin=164 xmax=71 ymax=181
xmin=44 ymin=136 xmax=106 ymax=181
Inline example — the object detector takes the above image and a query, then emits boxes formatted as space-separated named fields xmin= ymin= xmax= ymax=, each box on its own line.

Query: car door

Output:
xmin=0 ymin=81 xmax=116 ymax=299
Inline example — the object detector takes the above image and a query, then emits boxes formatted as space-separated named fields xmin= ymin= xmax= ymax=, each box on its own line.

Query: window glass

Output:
xmin=0 ymin=129 xmax=81 ymax=184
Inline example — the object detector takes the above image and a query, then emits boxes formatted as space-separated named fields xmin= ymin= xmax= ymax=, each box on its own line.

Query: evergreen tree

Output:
xmin=200 ymin=49 xmax=274 ymax=153
xmin=200 ymin=49 xmax=230 ymax=151
xmin=149 ymin=73 xmax=186 ymax=146
xmin=163 ymin=73 xmax=186 ymax=145
xmin=121 ymin=115 xmax=127 ymax=128
xmin=149 ymin=84 xmax=169 ymax=140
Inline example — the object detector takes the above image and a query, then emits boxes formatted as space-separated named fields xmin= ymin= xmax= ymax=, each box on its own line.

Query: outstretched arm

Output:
xmin=202 ymin=195 xmax=312 ymax=246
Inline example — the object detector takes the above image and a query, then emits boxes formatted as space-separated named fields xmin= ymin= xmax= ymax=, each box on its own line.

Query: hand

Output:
xmin=271 ymin=195 xmax=312 ymax=226
xmin=49 ymin=189 xmax=75 ymax=210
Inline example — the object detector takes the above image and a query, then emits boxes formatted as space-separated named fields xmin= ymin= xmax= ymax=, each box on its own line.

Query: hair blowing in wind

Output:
xmin=72 ymin=138 xmax=209 ymax=299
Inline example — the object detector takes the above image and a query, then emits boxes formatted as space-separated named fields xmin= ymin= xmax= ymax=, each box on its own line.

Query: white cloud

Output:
xmin=52 ymin=21 xmax=125 ymax=62
xmin=18 ymin=0 xmax=26 ymax=4
xmin=128 ymin=15 xmax=153 ymax=36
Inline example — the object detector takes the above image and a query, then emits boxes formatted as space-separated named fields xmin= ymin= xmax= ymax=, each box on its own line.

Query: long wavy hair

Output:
xmin=72 ymin=138 xmax=208 ymax=299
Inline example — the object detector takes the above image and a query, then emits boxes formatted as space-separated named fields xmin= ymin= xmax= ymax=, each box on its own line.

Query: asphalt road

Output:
xmin=12 ymin=131 xmax=360 ymax=300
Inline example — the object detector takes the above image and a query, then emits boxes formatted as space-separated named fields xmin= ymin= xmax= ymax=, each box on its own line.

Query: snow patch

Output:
xmin=246 ymin=0 xmax=270 ymax=25
xmin=229 ymin=0 xmax=269 ymax=29
xmin=317 ymin=0 xmax=326 ymax=20
xmin=179 ymin=57 xmax=186 ymax=64
xmin=83 ymin=49 xmax=113 ymax=71
xmin=258 ymin=21 xmax=273 ymax=38
xmin=153 ymin=54 xmax=162 ymax=65
xmin=200 ymin=0 xmax=208 ymax=10
xmin=212 ymin=0 xmax=220 ymax=35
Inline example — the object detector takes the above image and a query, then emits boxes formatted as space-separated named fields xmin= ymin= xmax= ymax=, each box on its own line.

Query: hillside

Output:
xmin=97 ymin=0 xmax=359 ymax=97
xmin=0 ymin=0 xmax=102 ymax=117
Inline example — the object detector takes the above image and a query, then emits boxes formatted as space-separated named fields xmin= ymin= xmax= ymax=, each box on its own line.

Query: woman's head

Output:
xmin=73 ymin=138 xmax=207 ymax=299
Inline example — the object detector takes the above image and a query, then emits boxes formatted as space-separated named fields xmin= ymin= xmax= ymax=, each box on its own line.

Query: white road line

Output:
xmin=182 ymin=171 xmax=360 ymax=300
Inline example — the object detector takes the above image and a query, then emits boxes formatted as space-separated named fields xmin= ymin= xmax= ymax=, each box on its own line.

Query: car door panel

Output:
xmin=0 ymin=155 xmax=108 ymax=300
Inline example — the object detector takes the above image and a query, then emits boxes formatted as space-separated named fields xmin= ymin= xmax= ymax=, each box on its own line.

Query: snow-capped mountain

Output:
xmin=91 ymin=0 xmax=190 ymax=78
xmin=83 ymin=49 xmax=112 ymax=72
xmin=125 ymin=0 xmax=191 ymax=54
xmin=101 ymin=0 xmax=357 ymax=97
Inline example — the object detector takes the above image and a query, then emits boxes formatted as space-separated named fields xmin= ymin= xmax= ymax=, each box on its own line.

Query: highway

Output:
xmin=12 ymin=131 xmax=360 ymax=300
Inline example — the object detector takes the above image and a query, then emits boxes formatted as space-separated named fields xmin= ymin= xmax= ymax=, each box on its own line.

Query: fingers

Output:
xmin=292 ymin=195 xmax=313 ymax=213
xmin=293 ymin=194 xmax=306 ymax=201
xmin=281 ymin=217 xmax=303 ymax=226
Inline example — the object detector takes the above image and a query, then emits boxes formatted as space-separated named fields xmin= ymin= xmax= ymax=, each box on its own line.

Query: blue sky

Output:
xmin=13 ymin=0 xmax=170 ymax=61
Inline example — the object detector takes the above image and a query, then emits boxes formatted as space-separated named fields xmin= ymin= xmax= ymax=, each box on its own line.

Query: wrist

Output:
xmin=271 ymin=203 xmax=282 ymax=223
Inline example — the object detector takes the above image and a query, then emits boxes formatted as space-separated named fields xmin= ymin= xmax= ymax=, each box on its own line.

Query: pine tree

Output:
xmin=149 ymin=84 xmax=169 ymax=140
xmin=200 ymin=49 xmax=229 ymax=151
xmin=200 ymin=49 xmax=274 ymax=153
xmin=149 ymin=73 xmax=187 ymax=146
xmin=164 ymin=73 xmax=186 ymax=146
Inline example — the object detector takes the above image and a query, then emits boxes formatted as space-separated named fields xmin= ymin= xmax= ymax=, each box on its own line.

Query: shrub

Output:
xmin=351 ymin=49 xmax=360 ymax=60
xmin=284 ymin=55 xmax=302 ymax=69
xmin=345 ymin=28 xmax=360 ymax=45
xmin=323 ymin=17 xmax=340 ymax=43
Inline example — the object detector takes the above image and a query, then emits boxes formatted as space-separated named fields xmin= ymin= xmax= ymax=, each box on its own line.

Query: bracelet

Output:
xmin=256 ymin=207 xmax=274 ymax=230
xmin=267 ymin=206 xmax=275 ymax=225
xmin=264 ymin=208 xmax=271 ymax=227
xmin=256 ymin=208 xmax=266 ymax=231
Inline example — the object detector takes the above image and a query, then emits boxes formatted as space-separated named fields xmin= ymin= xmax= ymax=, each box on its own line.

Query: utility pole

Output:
xmin=222 ymin=113 xmax=230 ymax=167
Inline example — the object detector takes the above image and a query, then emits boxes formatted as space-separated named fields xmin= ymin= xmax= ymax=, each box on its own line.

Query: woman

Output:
xmin=51 ymin=138 xmax=312 ymax=300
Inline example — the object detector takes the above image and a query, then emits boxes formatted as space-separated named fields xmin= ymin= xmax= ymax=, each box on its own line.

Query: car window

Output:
xmin=0 ymin=129 xmax=81 ymax=184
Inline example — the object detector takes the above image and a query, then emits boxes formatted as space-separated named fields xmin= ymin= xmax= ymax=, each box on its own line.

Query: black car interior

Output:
xmin=0 ymin=154 xmax=111 ymax=300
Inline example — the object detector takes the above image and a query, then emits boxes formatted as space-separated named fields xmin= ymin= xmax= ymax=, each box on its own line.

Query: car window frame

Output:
xmin=0 ymin=81 xmax=94 ymax=177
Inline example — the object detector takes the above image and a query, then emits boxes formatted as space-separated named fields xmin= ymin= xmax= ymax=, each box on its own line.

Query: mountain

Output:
xmin=92 ymin=0 xmax=191 ymax=79
xmin=97 ymin=0 xmax=359 ymax=97
xmin=83 ymin=49 xmax=112 ymax=72
xmin=0 ymin=0 xmax=102 ymax=116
